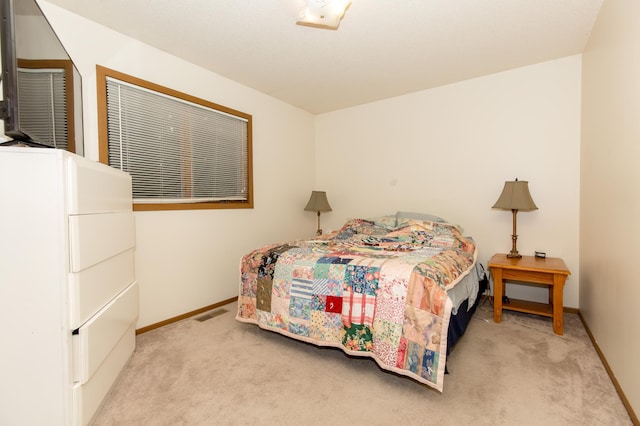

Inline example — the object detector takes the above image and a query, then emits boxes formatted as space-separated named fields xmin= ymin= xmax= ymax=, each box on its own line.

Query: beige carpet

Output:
xmin=92 ymin=300 xmax=632 ymax=425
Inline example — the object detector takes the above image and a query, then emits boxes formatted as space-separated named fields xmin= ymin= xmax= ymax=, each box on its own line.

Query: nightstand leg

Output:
xmin=493 ymin=268 xmax=503 ymax=323
xmin=552 ymin=274 xmax=566 ymax=335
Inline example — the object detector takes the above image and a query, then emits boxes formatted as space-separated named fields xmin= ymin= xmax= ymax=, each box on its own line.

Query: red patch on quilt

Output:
xmin=325 ymin=296 xmax=343 ymax=314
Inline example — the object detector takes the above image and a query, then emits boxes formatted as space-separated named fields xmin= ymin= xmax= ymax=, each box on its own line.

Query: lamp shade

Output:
xmin=492 ymin=179 xmax=538 ymax=211
xmin=304 ymin=191 xmax=332 ymax=212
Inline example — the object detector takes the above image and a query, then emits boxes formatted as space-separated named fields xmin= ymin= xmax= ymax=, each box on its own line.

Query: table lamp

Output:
xmin=492 ymin=178 xmax=538 ymax=258
xmin=304 ymin=191 xmax=332 ymax=235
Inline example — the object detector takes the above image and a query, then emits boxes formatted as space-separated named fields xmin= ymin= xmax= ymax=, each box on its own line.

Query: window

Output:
xmin=97 ymin=66 xmax=253 ymax=211
xmin=17 ymin=59 xmax=75 ymax=152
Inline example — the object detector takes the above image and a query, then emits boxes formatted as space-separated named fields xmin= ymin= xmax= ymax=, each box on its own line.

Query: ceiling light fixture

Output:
xmin=297 ymin=0 xmax=352 ymax=30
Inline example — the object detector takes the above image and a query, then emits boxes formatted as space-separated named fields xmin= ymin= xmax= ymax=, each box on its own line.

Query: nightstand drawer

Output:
xmin=502 ymin=269 xmax=554 ymax=284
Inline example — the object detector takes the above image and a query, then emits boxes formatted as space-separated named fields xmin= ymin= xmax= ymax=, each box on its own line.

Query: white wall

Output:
xmin=315 ymin=56 xmax=582 ymax=308
xmin=39 ymin=1 xmax=318 ymax=327
xmin=581 ymin=0 xmax=640 ymax=417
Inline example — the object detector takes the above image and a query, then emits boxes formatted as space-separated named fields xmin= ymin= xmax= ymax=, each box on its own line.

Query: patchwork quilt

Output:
xmin=236 ymin=218 xmax=477 ymax=392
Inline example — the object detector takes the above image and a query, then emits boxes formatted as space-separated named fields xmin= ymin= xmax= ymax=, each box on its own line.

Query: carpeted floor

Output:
xmin=92 ymin=300 xmax=632 ymax=425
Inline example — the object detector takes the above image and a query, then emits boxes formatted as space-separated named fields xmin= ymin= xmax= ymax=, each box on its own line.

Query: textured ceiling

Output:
xmin=42 ymin=0 xmax=603 ymax=114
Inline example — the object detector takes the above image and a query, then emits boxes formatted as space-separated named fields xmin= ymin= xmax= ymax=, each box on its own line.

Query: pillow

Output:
xmin=395 ymin=211 xmax=447 ymax=223
xmin=367 ymin=215 xmax=398 ymax=229
xmin=395 ymin=211 xmax=465 ymax=234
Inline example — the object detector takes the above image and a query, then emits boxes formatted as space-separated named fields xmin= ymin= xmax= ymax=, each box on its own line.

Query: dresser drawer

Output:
xmin=69 ymin=249 xmax=135 ymax=329
xmin=67 ymin=156 xmax=132 ymax=215
xmin=74 ymin=281 xmax=138 ymax=384
xmin=69 ymin=212 xmax=135 ymax=272
xmin=73 ymin=323 xmax=136 ymax=426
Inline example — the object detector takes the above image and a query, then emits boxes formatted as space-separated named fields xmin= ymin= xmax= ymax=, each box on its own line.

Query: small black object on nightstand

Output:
xmin=535 ymin=251 xmax=546 ymax=258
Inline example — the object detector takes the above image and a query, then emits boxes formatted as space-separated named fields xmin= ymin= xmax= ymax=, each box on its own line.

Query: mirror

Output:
xmin=2 ymin=0 xmax=83 ymax=154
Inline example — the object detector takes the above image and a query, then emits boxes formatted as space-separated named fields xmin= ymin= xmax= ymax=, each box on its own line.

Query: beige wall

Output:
xmin=581 ymin=0 xmax=640 ymax=417
xmin=39 ymin=2 xmax=318 ymax=327
xmin=315 ymin=56 xmax=582 ymax=307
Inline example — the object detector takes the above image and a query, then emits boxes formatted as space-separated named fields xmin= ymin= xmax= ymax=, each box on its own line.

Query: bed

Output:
xmin=236 ymin=212 xmax=483 ymax=392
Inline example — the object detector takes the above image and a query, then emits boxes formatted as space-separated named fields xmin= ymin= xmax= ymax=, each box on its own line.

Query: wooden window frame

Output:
xmin=96 ymin=65 xmax=253 ymax=211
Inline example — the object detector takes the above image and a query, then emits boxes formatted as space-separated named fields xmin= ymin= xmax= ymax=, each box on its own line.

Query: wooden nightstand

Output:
xmin=488 ymin=254 xmax=571 ymax=335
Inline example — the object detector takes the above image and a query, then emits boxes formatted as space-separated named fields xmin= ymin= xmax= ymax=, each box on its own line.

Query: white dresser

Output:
xmin=0 ymin=147 xmax=138 ymax=425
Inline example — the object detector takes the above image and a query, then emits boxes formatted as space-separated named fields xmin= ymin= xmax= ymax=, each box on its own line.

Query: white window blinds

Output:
xmin=105 ymin=77 xmax=249 ymax=203
xmin=17 ymin=67 xmax=68 ymax=150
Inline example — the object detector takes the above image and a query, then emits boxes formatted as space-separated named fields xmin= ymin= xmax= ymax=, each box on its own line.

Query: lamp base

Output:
xmin=508 ymin=227 xmax=521 ymax=258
